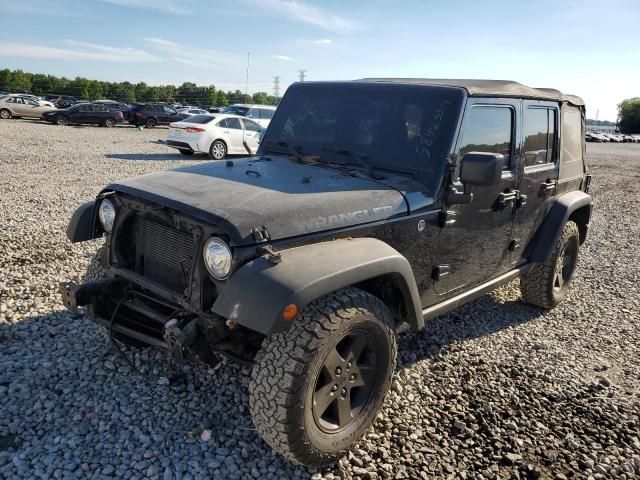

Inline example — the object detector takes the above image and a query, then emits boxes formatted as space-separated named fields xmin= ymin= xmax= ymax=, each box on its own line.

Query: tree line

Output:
xmin=618 ymin=98 xmax=640 ymax=134
xmin=0 ymin=69 xmax=279 ymax=107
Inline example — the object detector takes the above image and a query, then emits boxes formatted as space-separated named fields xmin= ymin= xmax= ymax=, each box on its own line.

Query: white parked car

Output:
xmin=166 ymin=114 xmax=263 ymax=159
xmin=12 ymin=94 xmax=55 ymax=108
xmin=177 ymin=108 xmax=209 ymax=116
xmin=223 ymin=104 xmax=276 ymax=128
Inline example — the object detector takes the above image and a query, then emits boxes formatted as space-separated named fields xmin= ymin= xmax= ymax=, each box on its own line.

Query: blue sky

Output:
xmin=0 ymin=0 xmax=638 ymax=120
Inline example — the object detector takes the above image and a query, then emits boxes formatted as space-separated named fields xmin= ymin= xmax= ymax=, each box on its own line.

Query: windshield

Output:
xmin=259 ymin=83 xmax=464 ymax=194
xmin=224 ymin=105 xmax=249 ymax=116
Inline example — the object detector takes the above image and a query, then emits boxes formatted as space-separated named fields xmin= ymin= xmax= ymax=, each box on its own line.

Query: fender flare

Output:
xmin=525 ymin=190 xmax=592 ymax=263
xmin=67 ymin=201 xmax=98 ymax=243
xmin=211 ymin=238 xmax=423 ymax=335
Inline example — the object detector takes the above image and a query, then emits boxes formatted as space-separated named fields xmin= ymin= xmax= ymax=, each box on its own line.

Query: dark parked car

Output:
xmin=93 ymin=100 xmax=129 ymax=112
xmin=128 ymin=103 xmax=189 ymax=127
xmin=61 ymin=79 xmax=591 ymax=467
xmin=42 ymin=102 xmax=125 ymax=127
xmin=42 ymin=94 xmax=80 ymax=108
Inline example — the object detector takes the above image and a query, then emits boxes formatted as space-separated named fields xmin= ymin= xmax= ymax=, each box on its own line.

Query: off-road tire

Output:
xmin=145 ymin=118 xmax=157 ymax=128
xmin=520 ymin=220 xmax=580 ymax=309
xmin=249 ymin=288 xmax=397 ymax=467
xmin=208 ymin=140 xmax=227 ymax=160
xmin=0 ymin=109 xmax=11 ymax=119
xmin=178 ymin=149 xmax=194 ymax=156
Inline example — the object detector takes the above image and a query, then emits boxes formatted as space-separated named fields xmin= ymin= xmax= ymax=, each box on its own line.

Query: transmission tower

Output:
xmin=298 ymin=69 xmax=307 ymax=82
xmin=273 ymin=76 xmax=281 ymax=100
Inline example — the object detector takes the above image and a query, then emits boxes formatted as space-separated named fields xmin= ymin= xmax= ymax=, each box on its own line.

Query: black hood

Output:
xmin=105 ymin=156 xmax=413 ymax=246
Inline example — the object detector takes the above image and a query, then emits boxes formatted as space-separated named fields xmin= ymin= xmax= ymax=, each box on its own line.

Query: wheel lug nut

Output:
xmin=347 ymin=362 xmax=352 ymax=369
xmin=335 ymin=367 xmax=342 ymax=375
xmin=349 ymin=374 xmax=356 ymax=381
xmin=341 ymin=387 xmax=347 ymax=396
xmin=331 ymin=385 xmax=338 ymax=392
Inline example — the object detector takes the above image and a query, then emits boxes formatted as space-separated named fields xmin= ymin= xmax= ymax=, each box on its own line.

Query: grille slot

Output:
xmin=141 ymin=220 xmax=195 ymax=292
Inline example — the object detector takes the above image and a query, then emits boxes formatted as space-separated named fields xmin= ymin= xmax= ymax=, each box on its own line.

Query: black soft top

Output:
xmin=358 ymin=78 xmax=584 ymax=107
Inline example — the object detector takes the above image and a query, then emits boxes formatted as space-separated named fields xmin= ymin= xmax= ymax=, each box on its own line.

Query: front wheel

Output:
xmin=145 ymin=118 xmax=157 ymax=128
xmin=249 ymin=288 xmax=397 ymax=467
xmin=103 ymin=118 xmax=115 ymax=128
xmin=0 ymin=109 xmax=11 ymax=119
xmin=208 ymin=140 xmax=227 ymax=160
xmin=520 ymin=220 xmax=580 ymax=309
xmin=55 ymin=115 xmax=69 ymax=126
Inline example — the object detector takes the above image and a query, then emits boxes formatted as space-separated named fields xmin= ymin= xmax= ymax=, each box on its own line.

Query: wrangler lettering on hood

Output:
xmin=105 ymin=156 xmax=409 ymax=246
xmin=296 ymin=206 xmax=395 ymax=233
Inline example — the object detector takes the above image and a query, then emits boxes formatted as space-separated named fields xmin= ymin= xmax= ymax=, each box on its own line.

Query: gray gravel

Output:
xmin=1 ymin=120 xmax=639 ymax=479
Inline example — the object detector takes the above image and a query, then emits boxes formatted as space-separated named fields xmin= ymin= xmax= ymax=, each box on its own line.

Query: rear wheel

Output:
xmin=145 ymin=118 xmax=157 ymax=128
xmin=249 ymin=288 xmax=397 ymax=466
xmin=55 ymin=115 xmax=68 ymax=126
xmin=103 ymin=118 xmax=115 ymax=128
xmin=0 ymin=109 xmax=11 ymax=119
xmin=208 ymin=140 xmax=227 ymax=160
xmin=178 ymin=149 xmax=194 ymax=156
xmin=520 ymin=220 xmax=580 ymax=308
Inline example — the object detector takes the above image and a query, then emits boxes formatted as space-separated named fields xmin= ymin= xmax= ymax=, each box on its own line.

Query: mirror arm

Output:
xmin=445 ymin=183 xmax=474 ymax=205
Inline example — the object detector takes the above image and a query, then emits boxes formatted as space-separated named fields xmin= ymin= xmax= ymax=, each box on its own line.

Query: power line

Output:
xmin=245 ymin=52 xmax=250 ymax=98
xmin=297 ymin=70 xmax=307 ymax=82
xmin=273 ymin=76 xmax=281 ymax=100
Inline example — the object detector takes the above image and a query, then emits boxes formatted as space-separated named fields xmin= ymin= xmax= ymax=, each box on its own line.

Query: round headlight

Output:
xmin=203 ymin=237 xmax=232 ymax=279
xmin=98 ymin=199 xmax=116 ymax=233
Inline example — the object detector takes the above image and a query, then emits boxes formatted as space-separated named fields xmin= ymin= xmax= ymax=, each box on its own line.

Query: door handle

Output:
xmin=541 ymin=180 xmax=557 ymax=193
xmin=498 ymin=190 xmax=518 ymax=207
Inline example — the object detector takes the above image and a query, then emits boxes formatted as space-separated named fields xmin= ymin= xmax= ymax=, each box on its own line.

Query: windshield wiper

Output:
xmin=321 ymin=146 xmax=385 ymax=180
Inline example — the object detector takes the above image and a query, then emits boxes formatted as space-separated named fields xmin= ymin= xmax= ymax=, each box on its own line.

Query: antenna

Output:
xmin=245 ymin=52 xmax=250 ymax=100
xmin=273 ymin=76 xmax=281 ymax=100
xmin=297 ymin=69 xmax=307 ymax=82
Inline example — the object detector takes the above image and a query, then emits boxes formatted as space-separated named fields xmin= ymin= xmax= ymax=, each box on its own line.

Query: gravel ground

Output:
xmin=0 ymin=120 xmax=639 ymax=479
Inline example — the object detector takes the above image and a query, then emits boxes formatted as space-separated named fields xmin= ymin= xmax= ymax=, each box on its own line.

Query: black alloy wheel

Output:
xmin=312 ymin=328 xmax=377 ymax=433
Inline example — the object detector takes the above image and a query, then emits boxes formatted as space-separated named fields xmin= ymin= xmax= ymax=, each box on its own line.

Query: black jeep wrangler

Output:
xmin=61 ymin=79 xmax=592 ymax=467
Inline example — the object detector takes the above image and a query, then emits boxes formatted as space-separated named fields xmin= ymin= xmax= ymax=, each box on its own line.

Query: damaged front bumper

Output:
xmin=60 ymin=278 xmax=195 ymax=351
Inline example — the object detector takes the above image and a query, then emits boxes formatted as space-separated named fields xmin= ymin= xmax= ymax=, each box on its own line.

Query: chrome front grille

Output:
xmin=141 ymin=219 xmax=195 ymax=292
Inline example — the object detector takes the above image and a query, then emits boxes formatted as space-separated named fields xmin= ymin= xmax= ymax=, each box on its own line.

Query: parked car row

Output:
xmin=586 ymin=131 xmax=640 ymax=143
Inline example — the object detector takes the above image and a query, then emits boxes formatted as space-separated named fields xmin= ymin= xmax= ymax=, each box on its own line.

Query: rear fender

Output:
xmin=211 ymin=238 xmax=423 ymax=335
xmin=525 ymin=190 xmax=592 ymax=263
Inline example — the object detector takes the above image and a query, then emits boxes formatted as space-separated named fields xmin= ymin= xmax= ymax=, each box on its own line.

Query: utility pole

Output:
xmin=273 ymin=76 xmax=281 ymax=101
xmin=245 ymin=52 xmax=250 ymax=102
xmin=297 ymin=69 xmax=307 ymax=82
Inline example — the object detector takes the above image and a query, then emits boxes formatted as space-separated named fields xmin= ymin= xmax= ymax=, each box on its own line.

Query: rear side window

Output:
xmin=163 ymin=106 xmax=176 ymax=114
xmin=524 ymin=108 xmax=556 ymax=167
xmin=459 ymin=106 xmax=513 ymax=169
xmin=561 ymin=107 xmax=582 ymax=165
xmin=186 ymin=115 xmax=215 ymax=124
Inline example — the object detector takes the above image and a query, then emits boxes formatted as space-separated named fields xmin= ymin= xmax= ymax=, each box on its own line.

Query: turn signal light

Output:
xmin=282 ymin=304 xmax=298 ymax=321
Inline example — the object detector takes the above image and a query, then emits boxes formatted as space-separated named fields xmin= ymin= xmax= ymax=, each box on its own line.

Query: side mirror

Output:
xmin=460 ymin=152 xmax=505 ymax=186
xmin=446 ymin=152 xmax=505 ymax=205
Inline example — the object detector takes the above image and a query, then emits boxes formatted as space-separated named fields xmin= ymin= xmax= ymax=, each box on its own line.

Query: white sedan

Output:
xmin=166 ymin=114 xmax=263 ymax=159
